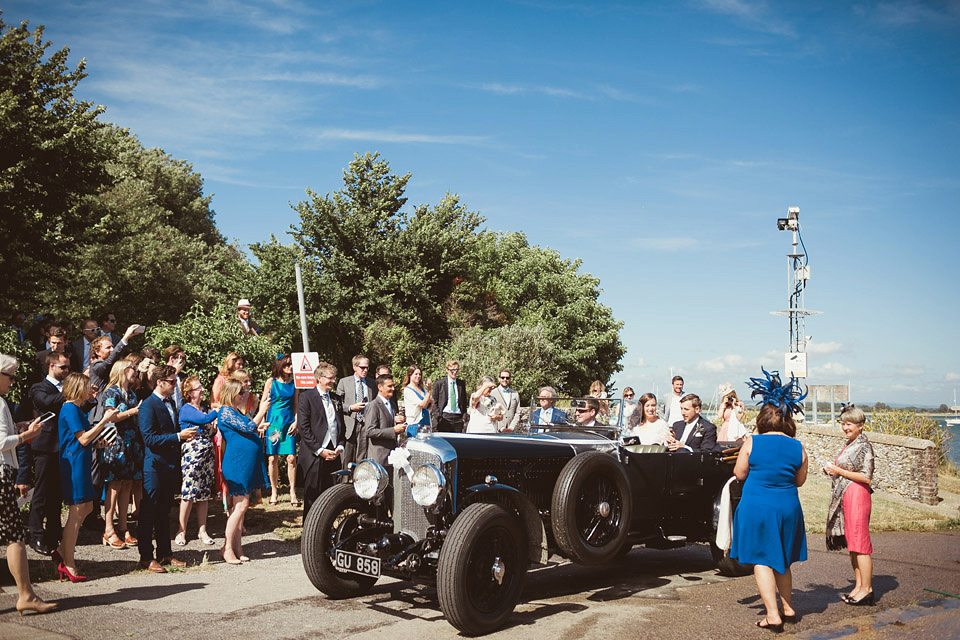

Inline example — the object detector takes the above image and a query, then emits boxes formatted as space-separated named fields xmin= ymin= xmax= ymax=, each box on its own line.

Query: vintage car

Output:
xmin=301 ymin=404 xmax=750 ymax=636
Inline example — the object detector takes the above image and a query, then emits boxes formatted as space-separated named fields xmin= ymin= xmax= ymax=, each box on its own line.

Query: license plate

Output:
xmin=333 ymin=549 xmax=381 ymax=577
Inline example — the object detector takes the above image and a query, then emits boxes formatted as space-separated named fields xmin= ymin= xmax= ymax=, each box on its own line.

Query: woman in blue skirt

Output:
xmin=731 ymin=370 xmax=809 ymax=632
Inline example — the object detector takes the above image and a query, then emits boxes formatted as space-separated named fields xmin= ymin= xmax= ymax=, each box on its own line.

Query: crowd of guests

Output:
xmin=3 ymin=309 xmax=877 ymax=628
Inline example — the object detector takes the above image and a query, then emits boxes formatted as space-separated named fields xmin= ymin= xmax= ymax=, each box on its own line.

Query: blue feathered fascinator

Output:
xmin=746 ymin=367 xmax=807 ymax=417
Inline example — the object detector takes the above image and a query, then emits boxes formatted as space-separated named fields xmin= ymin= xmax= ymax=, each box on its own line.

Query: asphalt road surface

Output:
xmin=2 ymin=529 xmax=959 ymax=639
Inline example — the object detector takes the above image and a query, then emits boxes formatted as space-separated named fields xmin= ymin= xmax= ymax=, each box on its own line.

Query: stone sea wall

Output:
xmin=797 ymin=424 xmax=938 ymax=505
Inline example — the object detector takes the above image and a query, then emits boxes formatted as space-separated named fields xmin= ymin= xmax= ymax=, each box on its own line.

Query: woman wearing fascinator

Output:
xmin=823 ymin=404 xmax=875 ymax=606
xmin=730 ymin=369 xmax=809 ymax=632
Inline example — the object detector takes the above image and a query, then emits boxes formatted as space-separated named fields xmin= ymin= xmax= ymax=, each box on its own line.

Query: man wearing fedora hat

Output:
xmin=237 ymin=299 xmax=261 ymax=337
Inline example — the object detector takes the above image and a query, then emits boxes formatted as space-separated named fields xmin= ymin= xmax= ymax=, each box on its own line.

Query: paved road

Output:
xmin=2 ymin=528 xmax=959 ymax=639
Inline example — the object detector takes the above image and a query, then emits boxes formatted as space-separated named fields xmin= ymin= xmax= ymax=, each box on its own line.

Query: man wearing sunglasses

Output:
xmin=491 ymin=369 xmax=520 ymax=432
xmin=574 ymin=398 xmax=600 ymax=427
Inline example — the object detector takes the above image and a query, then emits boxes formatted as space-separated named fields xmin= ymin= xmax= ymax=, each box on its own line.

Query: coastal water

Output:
xmin=935 ymin=417 xmax=960 ymax=467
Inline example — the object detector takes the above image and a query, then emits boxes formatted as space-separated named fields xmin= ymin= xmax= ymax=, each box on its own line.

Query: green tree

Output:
xmin=0 ymin=329 xmax=37 ymax=405
xmin=49 ymin=126 xmax=248 ymax=325
xmin=256 ymin=152 xmax=624 ymax=391
xmin=0 ymin=16 xmax=112 ymax=310
xmin=144 ymin=303 xmax=286 ymax=391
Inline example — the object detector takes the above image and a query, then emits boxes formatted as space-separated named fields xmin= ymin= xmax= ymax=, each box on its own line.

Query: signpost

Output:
xmin=292 ymin=351 xmax=320 ymax=390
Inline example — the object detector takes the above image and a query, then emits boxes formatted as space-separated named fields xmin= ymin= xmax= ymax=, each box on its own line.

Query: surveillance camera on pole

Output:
xmin=770 ymin=207 xmax=821 ymax=378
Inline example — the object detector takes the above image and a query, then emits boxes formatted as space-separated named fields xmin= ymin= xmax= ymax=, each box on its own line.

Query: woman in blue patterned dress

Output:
xmin=731 ymin=371 xmax=809 ymax=632
xmin=217 ymin=378 xmax=268 ymax=564
xmin=57 ymin=373 xmax=119 ymax=582
xmin=261 ymin=355 xmax=298 ymax=506
xmin=100 ymin=356 xmax=145 ymax=549
xmin=175 ymin=375 xmax=219 ymax=546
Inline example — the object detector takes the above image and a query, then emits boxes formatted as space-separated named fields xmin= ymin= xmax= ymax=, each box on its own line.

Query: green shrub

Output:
xmin=870 ymin=409 xmax=953 ymax=466
xmin=144 ymin=303 xmax=287 ymax=392
xmin=0 ymin=329 xmax=39 ymax=405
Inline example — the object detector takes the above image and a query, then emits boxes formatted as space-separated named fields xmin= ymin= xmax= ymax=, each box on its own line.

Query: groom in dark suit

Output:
xmin=138 ymin=365 xmax=196 ymax=572
xmin=297 ymin=362 xmax=346 ymax=517
xmin=667 ymin=393 xmax=718 ymax=453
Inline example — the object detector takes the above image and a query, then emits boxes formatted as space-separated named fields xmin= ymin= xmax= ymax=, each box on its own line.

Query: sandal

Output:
xmin=174 ymin=532 xmax=186 ymax=546
xmin=199 ymin=533 xmax=215 ymax=545
xmin=102 ymin=532 xmax=127 ymax=549
xmin=756 ymin=618 xmax=784 ymax=633
xmin=289 ymin=497 xmax=300 ymax=508
xmin=120 ymin=530 xmax=138 ymax=545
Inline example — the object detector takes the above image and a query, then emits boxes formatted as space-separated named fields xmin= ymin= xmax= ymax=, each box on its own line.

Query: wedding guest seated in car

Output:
xmin=623 ymin=393 xmax=669 ymax=445
xmin=530 ymin=386 xmax=567 ymax=426
xmin=666 ymin=393 xmax=718 ymax=453
xmin=573 ymin=398 xmax=600 ymax=426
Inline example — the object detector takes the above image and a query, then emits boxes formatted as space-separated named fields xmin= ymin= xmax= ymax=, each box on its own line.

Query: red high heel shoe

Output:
xmin=57 ymin=562 xmax=87 ymax=583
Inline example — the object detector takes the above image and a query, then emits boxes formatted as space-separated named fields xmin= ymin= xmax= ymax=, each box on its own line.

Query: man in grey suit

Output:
xmin=358 ymin=373 xmax=405 ymax=469
xmin=490 ymin=368 xmax=520 ymax=432
xmin=336 ymin=355 xmax=376 ymax=471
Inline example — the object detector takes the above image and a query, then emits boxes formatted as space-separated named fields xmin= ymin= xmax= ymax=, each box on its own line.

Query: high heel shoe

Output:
xmin=847 ymin=591 xmax=875 ymax=606
xmin=17 ymin=599 xmax=58 ymax=616
xmin=103 ymin=532 xmax=127 ymax=549
xmin=121 ymin=530 xmax=138 ymax=545
xmin=57 ymin=562 xmax=88 ymax=583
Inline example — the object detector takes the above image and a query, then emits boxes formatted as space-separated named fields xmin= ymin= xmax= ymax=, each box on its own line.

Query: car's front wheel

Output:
xmin=301 ymin=484 xmax=379 ymax=598
xmin=437 ymin=503 xmax=528 ymax=636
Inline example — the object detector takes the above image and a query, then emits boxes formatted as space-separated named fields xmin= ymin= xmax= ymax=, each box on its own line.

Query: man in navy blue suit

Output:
xmin=138 ymin=365 xmax=197 ymax=572
xmin=666 ymin=393 xmax=718 ymax=453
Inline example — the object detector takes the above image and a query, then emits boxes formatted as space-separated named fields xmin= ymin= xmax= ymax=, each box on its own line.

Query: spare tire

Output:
xmin=551 ymin=451 xmax=632 ymax=566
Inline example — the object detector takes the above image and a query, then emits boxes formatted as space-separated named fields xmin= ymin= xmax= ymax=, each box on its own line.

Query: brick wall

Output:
xmin=798 ymin=424 xmax=938 ymax=505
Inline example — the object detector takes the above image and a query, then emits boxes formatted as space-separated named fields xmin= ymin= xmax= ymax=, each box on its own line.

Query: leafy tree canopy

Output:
xmin=253 ymin=152 xmax=624 ymax=398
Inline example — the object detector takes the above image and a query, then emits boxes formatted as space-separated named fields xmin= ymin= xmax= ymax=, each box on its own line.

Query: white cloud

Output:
xmin=308 ymin=129 xmax=490 ymax=146
xmin=634 ymin=356 xmax=647 ymax=368
xmin=699 ymin=0 xmax=797 ymax=37
xmin=812 ymin=362 xmax=854 ymax=377
xmin=805 ymin=340 xmax=844 ymax=355
xmin=697 ymin=354 xmax=748 ymax=373
xmin=897 ymin=364 xmax=926 ymax=377
xmin=945 ymin=372 xmax=960 ymax=382
xmin=478 ymin=83 xmax=585 ymax=99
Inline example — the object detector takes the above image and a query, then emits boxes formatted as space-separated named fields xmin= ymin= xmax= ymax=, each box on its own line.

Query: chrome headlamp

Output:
xmin=411 ymin=463 xmax=446 ymax=507
xmin=353 ymin=459 xmax=389 ymax=500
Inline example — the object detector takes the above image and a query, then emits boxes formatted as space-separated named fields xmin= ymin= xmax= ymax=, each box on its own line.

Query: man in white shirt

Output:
xmin=662 ymin=375 xmax=685 ymax=427
xmin=296 ymin=362 xmax=345 ymax=517
xmin=491 ymin=369 xmax=520 ymax=432
xmin=574 ymin=398 xmax=600 ymax=427
xmin=236 ymin=299 xmax=261 ymax=337
xmin=666 ymin=393 xmax=718 ymax=453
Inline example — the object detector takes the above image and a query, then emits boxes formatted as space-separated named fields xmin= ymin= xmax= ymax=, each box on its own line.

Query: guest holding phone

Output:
xmin=0 ymin=354 xmax=57 ymax=614
xmin=56 ymin=373 xmax=119 ymax=582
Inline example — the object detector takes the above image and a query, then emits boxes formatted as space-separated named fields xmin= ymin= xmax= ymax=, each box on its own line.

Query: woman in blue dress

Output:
xmin=731 ymin=370 xmax=809 ymax=632
xmin=261 ymin=355 xmax=298 ymax=506
xmin=176 ymin=375 xmax=219 ymax=546
xmin=57 ymin=373 xmax=119 ymax=582
xmin=217 ymin=378 xmax=268 ymax=564
xmin=99 ymin=356 xmax=145 ymax=549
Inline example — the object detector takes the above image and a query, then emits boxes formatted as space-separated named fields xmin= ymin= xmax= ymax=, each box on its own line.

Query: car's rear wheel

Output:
xmin=301 ymin=484 xmax=379 ymax=598
xmin=551 ymin=451 xmax=632 ymax=566
xmin=437 ymin=503 xmax=527 ymax=636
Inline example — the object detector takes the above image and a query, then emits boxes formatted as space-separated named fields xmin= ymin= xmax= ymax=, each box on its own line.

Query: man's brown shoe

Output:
xmin=159 ymin=557 xmax=186 ymax=568
xmin=139 ymin=560 xmax=167 ymax=573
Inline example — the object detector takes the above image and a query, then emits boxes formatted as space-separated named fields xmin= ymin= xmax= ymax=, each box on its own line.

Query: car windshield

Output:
xmin=523 ymin=395 xmax=636 ymax=439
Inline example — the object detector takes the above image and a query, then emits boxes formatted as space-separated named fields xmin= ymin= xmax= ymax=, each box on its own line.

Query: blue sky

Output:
xmin=6 ymin=1 xmax=959 ymax=407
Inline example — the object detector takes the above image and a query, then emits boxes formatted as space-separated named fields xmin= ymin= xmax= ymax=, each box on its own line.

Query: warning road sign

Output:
xmin=292 ymin=352 xmax=320 ymax=389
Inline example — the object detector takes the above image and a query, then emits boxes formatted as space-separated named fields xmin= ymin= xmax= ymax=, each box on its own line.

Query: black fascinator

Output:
xmin=746 ymin=367 xmax=807 ymax=417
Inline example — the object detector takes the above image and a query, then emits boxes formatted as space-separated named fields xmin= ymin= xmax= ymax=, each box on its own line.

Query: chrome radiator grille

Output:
xmin=393 ymin=447 xmax=442 ymax=541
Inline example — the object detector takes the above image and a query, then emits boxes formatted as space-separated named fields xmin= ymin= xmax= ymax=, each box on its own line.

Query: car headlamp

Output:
xmin=411 ymin=464 xmax=446 ymax=507
xmin=353 ymin=459 xmax=389 ymax=500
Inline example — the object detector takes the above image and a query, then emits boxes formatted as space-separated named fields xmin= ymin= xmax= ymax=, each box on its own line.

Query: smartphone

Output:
xmin=38 ymin=411 xmax=56 ymax=424
xmin=134 ymin=325 xmax=146 ymax=335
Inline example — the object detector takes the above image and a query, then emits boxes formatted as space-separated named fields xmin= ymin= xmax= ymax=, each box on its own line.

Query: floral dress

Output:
xmin=100 ymin=385 xmax=144 ymax=482
xmin=180 ymin=403 xmax=219 ymax=501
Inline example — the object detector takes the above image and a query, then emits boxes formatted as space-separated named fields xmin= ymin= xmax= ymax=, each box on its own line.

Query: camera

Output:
xmin=570 ymin=399 xmax=586 ymax=409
